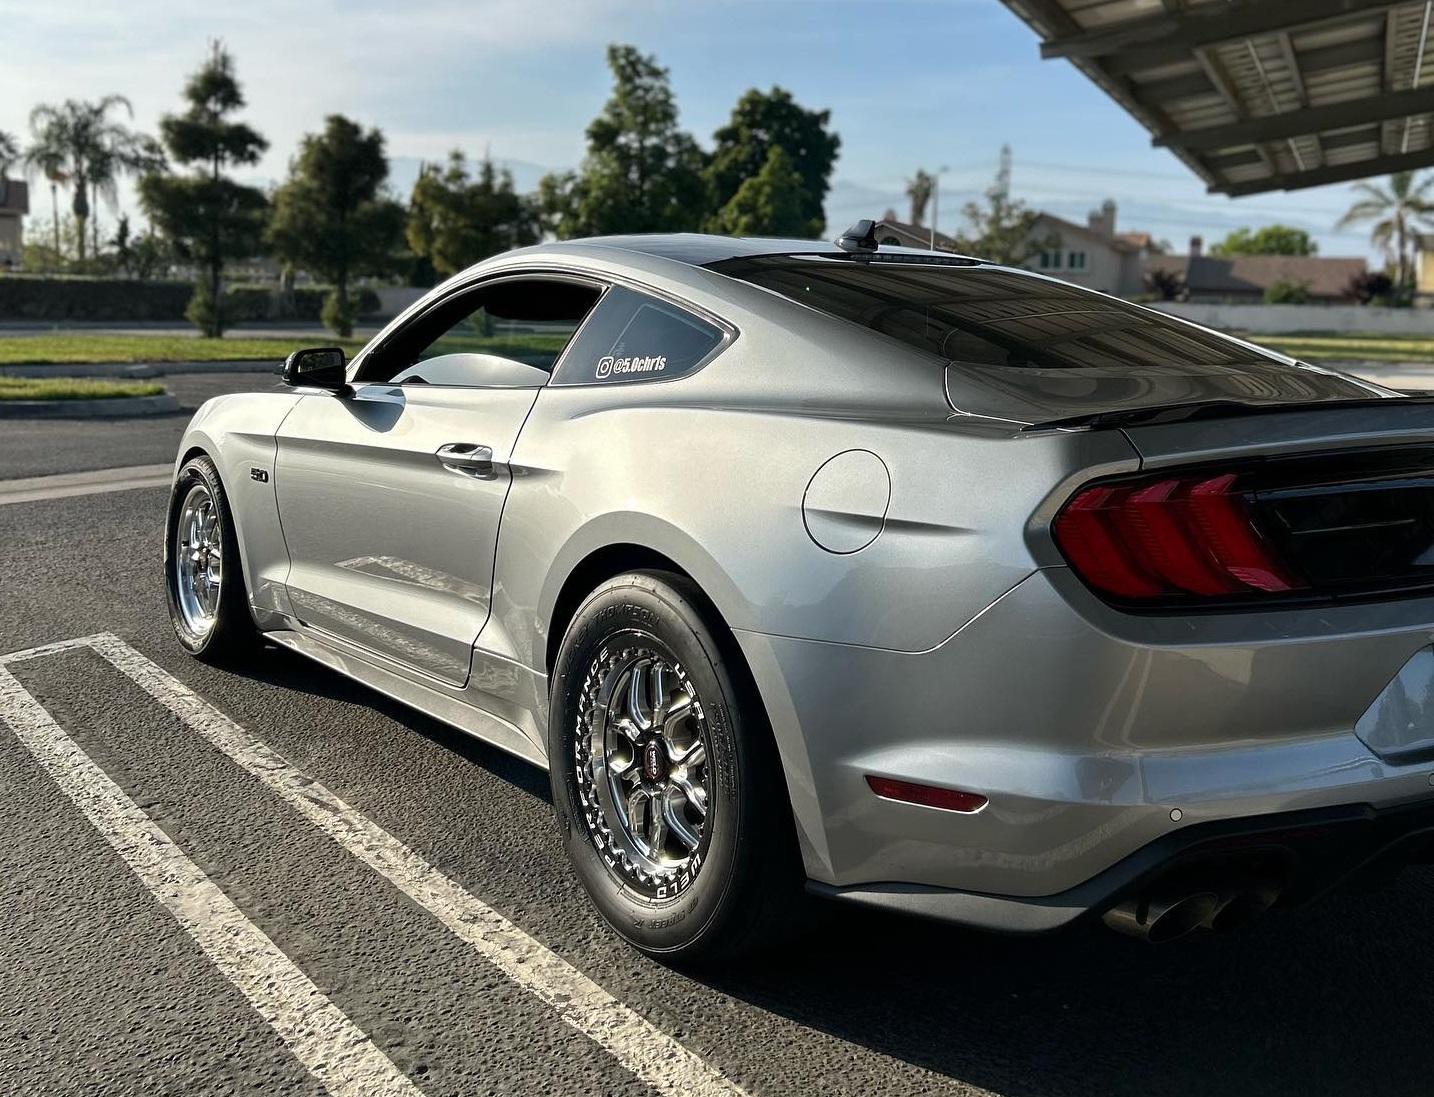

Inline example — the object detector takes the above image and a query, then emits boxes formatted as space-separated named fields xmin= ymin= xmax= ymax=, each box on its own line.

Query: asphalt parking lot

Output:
xmin=4 ymin=375 xmax=1434 ymax=1097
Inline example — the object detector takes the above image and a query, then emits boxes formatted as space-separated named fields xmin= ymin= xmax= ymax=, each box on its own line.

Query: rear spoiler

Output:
xmin=1022 ymin=395 xmax=1434 ymax=433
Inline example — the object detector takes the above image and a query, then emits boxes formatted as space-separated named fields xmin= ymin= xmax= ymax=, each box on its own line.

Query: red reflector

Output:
xmin=866 ymin=775 xmax=988 ymax=813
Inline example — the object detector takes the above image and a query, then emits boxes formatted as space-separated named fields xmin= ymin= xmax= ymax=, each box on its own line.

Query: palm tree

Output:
xmin=0 ymin=131 xmax=18 ymax=178
xmin=906 ymin=169 xmax=935 ymax=227
xmin=1336 ymin=170 xmax=1434 ymax=293
xmin=25 ymin=96 xmax=161 ymax=264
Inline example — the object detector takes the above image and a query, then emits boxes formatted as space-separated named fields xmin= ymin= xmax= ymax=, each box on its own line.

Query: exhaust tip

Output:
xmin=1103 ymin=891 xmax=1219 ymax=943
xmin=1201 ymin=885 xmax=1281 ymax=934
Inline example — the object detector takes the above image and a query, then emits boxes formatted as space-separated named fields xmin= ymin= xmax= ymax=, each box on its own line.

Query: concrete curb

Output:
xmin=0 ymin=360 xmax=280 ymax=378
xmin=0 ymin=393 xmax=183 ymax=419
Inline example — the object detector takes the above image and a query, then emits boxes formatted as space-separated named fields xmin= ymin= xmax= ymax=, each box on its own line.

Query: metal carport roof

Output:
xmin=998 ymin=0 xmax=1434 ymax=196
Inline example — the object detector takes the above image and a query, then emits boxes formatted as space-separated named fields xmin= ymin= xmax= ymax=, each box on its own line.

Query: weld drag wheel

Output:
xmin=164 ymin=455 xmax=255 ymax=662
xmin=549 ymin=571 xmax=798 ymax=961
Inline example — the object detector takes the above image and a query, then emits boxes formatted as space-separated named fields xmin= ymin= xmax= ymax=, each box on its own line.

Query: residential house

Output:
xmin=873 ymin=212 xmax=962 ymax=253
xmin=875 ymin=200 xmax=1157 ymax=298
xmin=1146 ymin=236 xmax=1366 ymax=303
xmin=1026 ymin=200 xmax=1157 ymax=296
xmin=0 ymin=179 xmax=27 ymax=268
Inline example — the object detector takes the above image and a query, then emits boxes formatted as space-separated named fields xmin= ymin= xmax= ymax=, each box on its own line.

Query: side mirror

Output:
xmin=282 ymin=347 xmax=348 ymax=392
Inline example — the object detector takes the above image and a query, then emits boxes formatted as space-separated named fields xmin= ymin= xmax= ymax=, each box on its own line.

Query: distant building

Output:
xmin=1416 ymin=234 xmax=1434 ymax=303
xmin=1025 ymin=200 xmax=1158 ymax=297
xmin=875 ymin=200 xmax=1157 ymax=298
xmin=873 ymin=212 xmax=962 ymax=252
xmin=0 ymin=179 xmax=27 ymax=267
xmin=1146 ymin=236 xmax=1366 ymax=303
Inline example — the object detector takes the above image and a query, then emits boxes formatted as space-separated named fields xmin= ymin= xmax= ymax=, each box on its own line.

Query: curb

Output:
xmin=0 ymin=393 xmax=183 ymax=419
xmin=0 ymin=360 xmax=280 ymax=378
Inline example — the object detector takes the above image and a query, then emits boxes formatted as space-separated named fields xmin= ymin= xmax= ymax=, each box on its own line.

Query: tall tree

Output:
xmin=1210 ymin=224 xmax=1317 ymax=257
xmin=1336 ymin=171 xmax=1434 ymax=293
xmin=710 ymin=146 xmax=813 ymax=237
xmin=707 ymin=87 xmax=840 ymax=237
xmin=905 ymin=169 xmax=935 ymax=227
xmin=537 ymin=45 xmax=708 ymax=238
xmin=406 ymin=151 xmax=539 ymax=280
xmin=139 ymin=42 xmax=269 ymax=337
xmin=267 ymin=114 xmax=405 ymax=336
xmin=955 ymin=188 xmax=1054 ymax=265
xmin=25 ymin=96 xmax=159 ymax=264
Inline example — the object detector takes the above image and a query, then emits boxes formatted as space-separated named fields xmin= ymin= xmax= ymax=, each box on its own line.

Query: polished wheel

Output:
xmin=578 ymin=645 xmax=711 ymax=894
xmin=174 ymin=483 xmax=223 ymax=637
xmin=165 ymin=454 xmax=255 ymax=662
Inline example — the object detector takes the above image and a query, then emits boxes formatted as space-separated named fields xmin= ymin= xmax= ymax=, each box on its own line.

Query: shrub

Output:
xmin=186 ymin=282 xmax=235 ymax=337
xmin=321 ymin=289 xmax=356 ymax=337
xmin=1263 ymin=279 xmax=1310 ymax=305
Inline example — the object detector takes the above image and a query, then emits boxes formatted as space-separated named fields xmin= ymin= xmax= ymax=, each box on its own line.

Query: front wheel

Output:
xmin=164 ymin=455 xmax=255 ymax=663
xmin=548 ymin=571 xmax=799 ymax=961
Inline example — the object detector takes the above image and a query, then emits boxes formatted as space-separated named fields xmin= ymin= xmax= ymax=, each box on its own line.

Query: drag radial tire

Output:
xmin=164 ymin=455 xmax=256 ymax=664
xmin=548 ymin=570 xmax=800 ymax=962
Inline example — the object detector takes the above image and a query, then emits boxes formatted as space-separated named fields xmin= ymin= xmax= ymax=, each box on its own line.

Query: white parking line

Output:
xmin=0 ymin=464 xmax=173 ymax=506
xmin=1 ymin=634 xmax=749 ymax=1097
xmin=0 ymin=660 xmax=423 ymax=1097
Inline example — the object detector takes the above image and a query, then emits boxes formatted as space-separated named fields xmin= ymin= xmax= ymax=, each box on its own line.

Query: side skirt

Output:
xmin=264 ymin=628 xmax=548 ymax=770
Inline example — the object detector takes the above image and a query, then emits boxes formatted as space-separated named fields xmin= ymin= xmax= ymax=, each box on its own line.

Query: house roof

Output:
xmin=1147 ymin=254 xmax=1367 ymax=297
xmin=995 ymin=0 xmax=1434 ymax=197
xmin=872 ymin=217 xmax=962 ymax=252
xmin=1032 ymin=212 xmax=1144 ymax=253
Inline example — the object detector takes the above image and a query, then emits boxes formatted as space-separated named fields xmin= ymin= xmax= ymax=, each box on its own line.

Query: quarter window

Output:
xmin=551 ymin=286 xmax=726 ymax=385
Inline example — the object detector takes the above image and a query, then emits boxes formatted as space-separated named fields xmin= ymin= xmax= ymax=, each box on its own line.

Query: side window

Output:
xmin=551 ymin=286 xmax=726 ymax=386
xmin=359 ymin=278 xmax=602 ymax=387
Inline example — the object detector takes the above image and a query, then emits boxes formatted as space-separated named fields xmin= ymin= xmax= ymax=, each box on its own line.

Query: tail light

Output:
xmin=1054 ymin=471 xmax=1304 ymax=602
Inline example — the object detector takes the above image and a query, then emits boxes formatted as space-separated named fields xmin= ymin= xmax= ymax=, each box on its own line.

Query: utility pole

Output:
xmin=931 ymin=164 xmax=950 ymax=250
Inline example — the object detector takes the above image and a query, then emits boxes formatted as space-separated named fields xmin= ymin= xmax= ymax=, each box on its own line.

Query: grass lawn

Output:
xmin=1253 ymin=333 xmax=1434 ymax=364
xmin=0 ymin=377 xmax=166 ymax=401
xmin=0 ymin=334 xmax=368 ymax=366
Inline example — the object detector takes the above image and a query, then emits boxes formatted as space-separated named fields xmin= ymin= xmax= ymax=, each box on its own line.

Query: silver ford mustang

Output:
xmin=166 ymin=226 xmax=1434 ymax=957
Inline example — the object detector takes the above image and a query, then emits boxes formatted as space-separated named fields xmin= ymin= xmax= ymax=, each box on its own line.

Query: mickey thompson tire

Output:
xmin=548 ymin=570 xmax=801 ymax=961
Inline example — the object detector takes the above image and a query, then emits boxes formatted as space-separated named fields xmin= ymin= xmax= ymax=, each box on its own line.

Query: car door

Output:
xmin=274 ymin=275 xmax=603 ymax=686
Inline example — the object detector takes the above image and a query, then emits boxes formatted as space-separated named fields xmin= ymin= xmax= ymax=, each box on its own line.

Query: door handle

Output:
xmin=435 ymin=442 xmax=497 ymax=480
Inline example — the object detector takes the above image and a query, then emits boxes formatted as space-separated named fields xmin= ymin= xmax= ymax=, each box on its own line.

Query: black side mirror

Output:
xmin=282 ymin=347 xmax=348 ymax=392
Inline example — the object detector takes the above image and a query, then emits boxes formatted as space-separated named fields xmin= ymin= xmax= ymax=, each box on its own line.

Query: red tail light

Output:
xmin=1053 ymin=471 xmax=1304 ymax=602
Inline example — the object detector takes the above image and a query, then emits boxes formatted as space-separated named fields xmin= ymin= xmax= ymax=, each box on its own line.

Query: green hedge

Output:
xmin=0 ymin=276 xmax=381 ymax=323
xmin=0 ymin=277 xmax=193 ymax=321
xmin=226 ymin=285 xmax=381 ymax=322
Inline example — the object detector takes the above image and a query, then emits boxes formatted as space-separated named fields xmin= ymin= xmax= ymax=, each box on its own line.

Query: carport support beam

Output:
xmin=1155 ymin=83 xmax=1434 ymax=152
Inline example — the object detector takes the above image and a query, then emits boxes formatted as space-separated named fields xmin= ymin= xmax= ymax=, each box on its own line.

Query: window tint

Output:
xmin=357 ymin=278 xmax=601 ymax=386
xmin=709 ymin=256 xmax=1284 ymax=373
xmin=552 ymin=286 xmax=725 ymax=385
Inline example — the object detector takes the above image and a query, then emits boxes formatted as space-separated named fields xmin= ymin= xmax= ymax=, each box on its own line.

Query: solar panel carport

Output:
xmin=998 ymin=0 xmax=1434 ymax=196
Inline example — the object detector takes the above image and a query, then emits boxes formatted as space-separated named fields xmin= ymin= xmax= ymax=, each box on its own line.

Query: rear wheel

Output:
xmin=165 ymin=455 xmax=255 ymax=662
xmin=548 ymin=570 xmax=799 ymax=961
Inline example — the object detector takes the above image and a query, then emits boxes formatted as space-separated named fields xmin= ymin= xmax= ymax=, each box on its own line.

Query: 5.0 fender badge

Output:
xmin=250 ymin=467 xmax=270 ymax=483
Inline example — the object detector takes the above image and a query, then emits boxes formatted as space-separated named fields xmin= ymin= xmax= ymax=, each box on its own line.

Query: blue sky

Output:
xmin=0 ymin=0 xmax=1384 ymax=259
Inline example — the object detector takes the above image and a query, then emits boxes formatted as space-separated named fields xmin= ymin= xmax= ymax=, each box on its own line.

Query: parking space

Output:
xmin=5 ymin=478 xmax=1434 ymax=1097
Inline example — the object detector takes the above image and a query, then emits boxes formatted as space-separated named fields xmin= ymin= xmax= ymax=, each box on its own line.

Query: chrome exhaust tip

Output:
xmin=1200 ymin=884 xmax=1281 ymax=934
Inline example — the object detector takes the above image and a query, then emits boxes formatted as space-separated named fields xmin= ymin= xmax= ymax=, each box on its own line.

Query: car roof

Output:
xmin=522 ymin=233 xmax=987 ymax=268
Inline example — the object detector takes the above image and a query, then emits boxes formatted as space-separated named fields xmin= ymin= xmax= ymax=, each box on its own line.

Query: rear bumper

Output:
xmin=734 ymin=569 xmax=1434 ymax=907
xmin=808 ymin=797 xmax=1434 ymax=933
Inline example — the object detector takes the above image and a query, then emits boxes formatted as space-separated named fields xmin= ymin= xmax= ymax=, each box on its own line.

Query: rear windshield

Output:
xmin=708 ymin=256 xmax=1281 ymax=371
